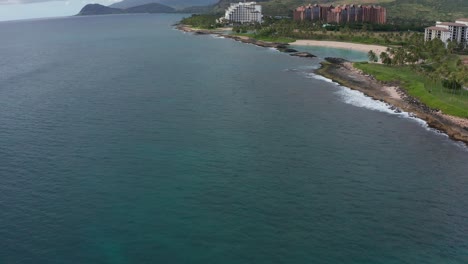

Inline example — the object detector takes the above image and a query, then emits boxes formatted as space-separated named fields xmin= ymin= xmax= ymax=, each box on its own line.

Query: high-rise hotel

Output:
xmin=293 ymin=4 xmax=386 ymax=24
xmin=224 ymin=2 xmax=263 ymax=24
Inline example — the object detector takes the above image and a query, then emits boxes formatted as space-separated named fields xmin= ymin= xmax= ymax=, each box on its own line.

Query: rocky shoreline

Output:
xmin=177 ymin=24 xmax=468 ymax=146
xmin=317 ymin=59 xmax=468 ymax=145
xmin=176 ymin=25 xmax=316 ymax=58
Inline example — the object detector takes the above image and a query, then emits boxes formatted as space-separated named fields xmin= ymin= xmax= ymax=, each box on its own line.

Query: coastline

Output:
xmin=317 ymin=59 xmax=468 ymax=145
xmin=177 ymin=24 xmax=468 ymax=146
xmin=290 ymin=40 xmax=387 ymax=55
xmin=177 ymin=25 xmax=291 ymax=49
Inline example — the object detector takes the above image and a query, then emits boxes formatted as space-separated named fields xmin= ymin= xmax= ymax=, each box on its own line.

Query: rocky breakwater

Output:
xmin=317 ymin=57 xmax=468 ymax=145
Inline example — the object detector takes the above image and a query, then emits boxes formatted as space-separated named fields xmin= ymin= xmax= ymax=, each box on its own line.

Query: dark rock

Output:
xmin=275 ymin=44 xmax=288 ymax=49
xmin=325 ymin=57 xmax=349 ymax=64
xmin=279 ymin=48 xmax=298 ymax=53
xmin=290 ymin=52 xmax=316 ymax=58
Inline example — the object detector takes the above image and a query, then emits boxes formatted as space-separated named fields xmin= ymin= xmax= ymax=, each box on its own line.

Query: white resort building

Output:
xmin=424 ymin=18 xmax=468 ymax=47
xmin=224 ymin=2 xmax=262 ymax=24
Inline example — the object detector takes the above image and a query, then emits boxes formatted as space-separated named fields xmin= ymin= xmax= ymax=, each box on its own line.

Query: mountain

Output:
xmin=78 ymin=4 xmax=124 ymax=15
xmin=124 ymin=3 xmax=176 ymax=13
xmin=110 ymin=0 xmax=218 ymax=9
xmin=77 ymin=3 xmax=175 ymax=16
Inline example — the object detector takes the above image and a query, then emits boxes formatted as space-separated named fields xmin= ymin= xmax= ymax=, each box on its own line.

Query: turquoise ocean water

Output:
xmin=1 ymin=14 xmax=468 ymax=263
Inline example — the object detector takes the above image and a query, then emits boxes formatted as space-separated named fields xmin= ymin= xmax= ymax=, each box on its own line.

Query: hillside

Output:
xmin=212 ymin=0 xmax=468 ymax=21
xmin=110 ymin=0 xmax=218 ymax=9
xmin=77 ymin=3 xmax=175 ymax=16
xmin=124 ymin=3 xmax=176 ymax=13
xmin=78 ymin=4 xmax=124 ymax=15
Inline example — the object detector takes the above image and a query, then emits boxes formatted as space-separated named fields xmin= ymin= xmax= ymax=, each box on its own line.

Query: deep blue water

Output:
xmin=1 ymin=14 xmax=468 ymax=264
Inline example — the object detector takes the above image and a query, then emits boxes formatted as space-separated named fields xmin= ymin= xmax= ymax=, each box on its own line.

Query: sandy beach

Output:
xmin=290 ymin=40 xmax=387 ymax=55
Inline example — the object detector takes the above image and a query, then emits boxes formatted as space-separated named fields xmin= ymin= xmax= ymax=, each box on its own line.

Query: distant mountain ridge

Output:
xmin=77 ymin=2 xmax=176 ymax=16
xmin=110 ymin=0 xmax=218 ymax=9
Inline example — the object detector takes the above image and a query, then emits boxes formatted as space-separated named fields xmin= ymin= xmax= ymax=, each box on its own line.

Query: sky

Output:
xmin=0 ymin=0 xmax=120 ymax=21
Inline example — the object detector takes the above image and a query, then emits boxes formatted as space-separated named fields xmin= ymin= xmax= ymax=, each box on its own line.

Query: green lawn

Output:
xmin=254 ymin=35 xmax=296 ymax=43
xmin=232 ymin=33 xmax=295 ymax=44
xmin=354 ymin=62 xmax=468 ymax=118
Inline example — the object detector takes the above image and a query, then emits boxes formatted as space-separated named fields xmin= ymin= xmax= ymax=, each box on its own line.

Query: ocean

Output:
xmin=1 ymin=14 xmax=467 ymax=263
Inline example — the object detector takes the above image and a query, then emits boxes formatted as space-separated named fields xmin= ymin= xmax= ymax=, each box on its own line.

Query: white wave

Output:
xmin=211 ymin=34 xmax=225 ymax=39
xmin=299 ymin=65 xmax=321 ymax=70
xmin=334 ymin=87 xmax=468 ymax=150
xmin=304 ymin=73 xmax=339 ymax=85
xmin=335 ymin=86 xmax=437 ymax=132
xmin=301 ymin=73 xmax=431 ymax=131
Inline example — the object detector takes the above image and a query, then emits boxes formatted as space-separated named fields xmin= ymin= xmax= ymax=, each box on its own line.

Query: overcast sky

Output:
xmin=0 ymin=0 xmax=120 ymax=21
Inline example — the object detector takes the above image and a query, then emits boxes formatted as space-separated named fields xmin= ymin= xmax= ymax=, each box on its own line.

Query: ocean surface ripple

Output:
xmin=1 ymin=14 xmax=468 ymax=264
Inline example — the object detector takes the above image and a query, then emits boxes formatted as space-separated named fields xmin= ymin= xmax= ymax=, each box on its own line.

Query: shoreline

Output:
xmin=177 ymin=24 xmax=468 ymax=146
xmin=290 ymin=40 xmax=387 ymax=55
xmin=317 ymin=59 xmax=468 ymax=145
xmin=177 ymin=25 xmax=291 ymax=49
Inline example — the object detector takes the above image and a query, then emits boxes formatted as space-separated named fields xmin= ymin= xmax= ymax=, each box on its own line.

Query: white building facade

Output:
xmin=424 ymin=18 xmax=468 ymax=47
xmin=225 ymin=2 xmax=262 ymax=24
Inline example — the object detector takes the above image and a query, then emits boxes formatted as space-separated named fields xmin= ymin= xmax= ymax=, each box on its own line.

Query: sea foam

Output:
xmin=305 ymin=73 xmax=438 ymax=133
xmin=335 ymin=83 xmax=434 ymax=129
xmin=211 ymin=34 xmax=225 ymax=39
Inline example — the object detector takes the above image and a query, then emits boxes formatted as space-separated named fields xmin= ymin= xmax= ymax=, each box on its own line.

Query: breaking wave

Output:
xmin=305 ymin=73 xmax=441 ymax=134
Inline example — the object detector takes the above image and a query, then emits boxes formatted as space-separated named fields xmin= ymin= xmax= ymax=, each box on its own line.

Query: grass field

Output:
xmin=233 ymin=33 xmax=296 ymax=43
xmin=354 ymin=62 xmax=468 ymax=118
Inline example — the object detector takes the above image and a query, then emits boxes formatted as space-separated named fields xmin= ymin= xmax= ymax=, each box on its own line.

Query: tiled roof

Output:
xmin=437 ymin=22 xmax=466 ymax=26
xmin=456 ymin=18 xmax=468 ymax=22
xmin=426 ymin=26 xmax=450 ymax=32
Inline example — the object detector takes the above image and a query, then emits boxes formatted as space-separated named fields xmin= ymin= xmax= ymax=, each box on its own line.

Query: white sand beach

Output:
xmin=290 ymin=40 xmax=387 ymax=55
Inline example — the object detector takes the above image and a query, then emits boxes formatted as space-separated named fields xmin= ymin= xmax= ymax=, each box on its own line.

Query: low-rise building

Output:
xmin=224 ymin=2 xmax=262 ymax=24
xmin=424 ymin=19 xmax=468 ymax=47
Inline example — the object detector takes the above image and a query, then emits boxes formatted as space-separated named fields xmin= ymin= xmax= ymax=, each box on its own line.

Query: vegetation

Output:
xmin=179 ymin=14 xmax=221 ymax=29
xmin=230 ymin=17 xmax=421 ymax=46
xmin=355 ymin=62 xmax=468 ymax=118
xmin=367 ymin=50 xmax=378 ymax=62
xmin=357 ymin=35 xmax=468 ymax=118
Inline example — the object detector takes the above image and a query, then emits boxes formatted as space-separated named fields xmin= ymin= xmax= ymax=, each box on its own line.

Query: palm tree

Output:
xmin=368 ymin=50 xmax=378 ymax=62
xmin=380 ymin=52 xmax=392 ymax=65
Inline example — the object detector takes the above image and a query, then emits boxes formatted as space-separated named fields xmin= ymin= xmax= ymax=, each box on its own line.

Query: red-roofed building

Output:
xmin=292 ymin=4 xmax=386 ymax=24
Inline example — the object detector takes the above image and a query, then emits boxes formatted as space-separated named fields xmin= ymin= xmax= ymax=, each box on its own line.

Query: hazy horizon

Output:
xmin=0 ymin=0 xmax=118 ymax=22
